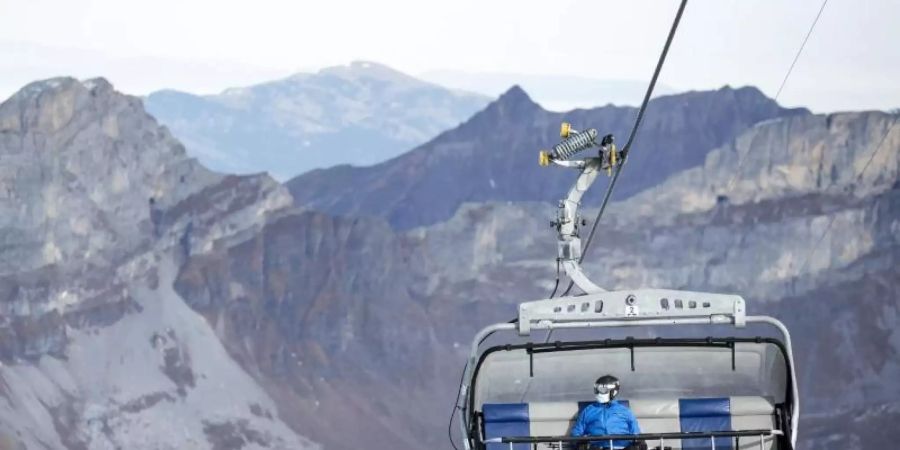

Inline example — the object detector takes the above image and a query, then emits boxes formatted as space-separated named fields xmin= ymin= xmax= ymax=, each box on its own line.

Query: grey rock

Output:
xmin=0 ymin=76 xmax=220 ymax=274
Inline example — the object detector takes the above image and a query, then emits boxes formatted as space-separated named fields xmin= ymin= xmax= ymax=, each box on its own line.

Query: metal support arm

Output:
xmin=553 ymin=157 xmax=607 ymax=294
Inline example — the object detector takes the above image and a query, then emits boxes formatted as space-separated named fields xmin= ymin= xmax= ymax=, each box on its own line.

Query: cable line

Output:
xmin=561 ymin=0 xmax=688 ymax=296
xmin=724 ymin=0 xmax=829 ymax=195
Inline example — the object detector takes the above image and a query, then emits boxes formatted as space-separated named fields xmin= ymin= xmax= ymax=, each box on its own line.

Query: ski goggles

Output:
xmin=594 ymin=383 xmax=616 ymax=394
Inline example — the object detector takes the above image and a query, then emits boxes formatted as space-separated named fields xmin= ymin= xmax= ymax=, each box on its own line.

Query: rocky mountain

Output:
xmin=144 ymin=61 xmax=489 ymax=180
xmin=0 ymin=76 xmax=465 ymax=450
xmin=0 ymin=78 xmax=314 ymax=449
xmin=287 ymin=84 xmax=808 ymax=230
xmin=172 ymin=211 xmax=450 ymax=450
xmin=0 ymin=76 xmax=897 ymax=450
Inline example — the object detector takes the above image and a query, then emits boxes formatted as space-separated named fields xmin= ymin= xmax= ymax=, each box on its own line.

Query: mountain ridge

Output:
xmin=1 ymin=76 xmax=897 ymax=450
xmin=144 ymin=61 xmax=491 ymax=180
xmin=287 ymin=84 xmax=809 ymax=229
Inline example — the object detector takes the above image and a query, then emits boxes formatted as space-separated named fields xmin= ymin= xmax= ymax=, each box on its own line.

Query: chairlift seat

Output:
xmin=482 ymin=397 xmax=777 ymax=450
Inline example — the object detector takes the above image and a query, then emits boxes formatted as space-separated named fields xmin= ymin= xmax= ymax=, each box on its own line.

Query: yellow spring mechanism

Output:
xmin=539 ymin=151 xmax=551 ymax=167
xmin=607 ymin=144 xmax=617 ymax=176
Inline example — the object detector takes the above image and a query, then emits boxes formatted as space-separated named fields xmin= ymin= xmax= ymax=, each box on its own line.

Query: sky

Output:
xmin=1 ymin=0 xmax=898 ymax=113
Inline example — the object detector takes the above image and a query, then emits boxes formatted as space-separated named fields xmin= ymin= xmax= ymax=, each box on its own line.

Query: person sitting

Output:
xmin=570 ymin=375 xmax=643 ymax=450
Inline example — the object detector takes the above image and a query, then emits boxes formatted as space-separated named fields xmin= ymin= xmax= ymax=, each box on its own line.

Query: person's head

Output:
xmin=594 ymin=375 xmax=620 ymax=404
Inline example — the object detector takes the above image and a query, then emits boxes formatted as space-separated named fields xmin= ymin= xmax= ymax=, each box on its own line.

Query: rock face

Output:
xmin=286 ymin=85 xmax=807 ymax=229
xmin=0 ymin=78 xmax=312 ymax=450
xmin=1 ymin=76 xmax=897 ymax=450
xmin=627 ymin=112 xmax=900 ymax=218
xmin=0 ymin=77 xmax=219 ymax=275
xmin=173 ymin=211 xmax=450 ymax=450
xmin=144 ymin=61 xmax=489 ymax=180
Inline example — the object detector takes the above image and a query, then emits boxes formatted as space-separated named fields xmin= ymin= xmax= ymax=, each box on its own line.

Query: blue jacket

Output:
xmin=570 ymin=400 xmax=641 ymax=448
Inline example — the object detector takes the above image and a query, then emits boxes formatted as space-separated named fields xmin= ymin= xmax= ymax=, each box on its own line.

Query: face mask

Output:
xmin=594 ymin=382 xmax=615 ymax=404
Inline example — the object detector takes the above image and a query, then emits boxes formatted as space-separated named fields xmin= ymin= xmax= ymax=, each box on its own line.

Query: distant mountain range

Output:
xmin=0 ymin=75 xmax=897 ymax=450
xmin=287 ymin=84 xmax=808 ymax=229
xmin=144 ymin=61 xmax=490 ymax=180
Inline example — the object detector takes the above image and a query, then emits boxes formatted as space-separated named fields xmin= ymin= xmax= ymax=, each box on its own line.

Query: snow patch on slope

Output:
xmin=0 ymin=258 xmax=318 ymax=450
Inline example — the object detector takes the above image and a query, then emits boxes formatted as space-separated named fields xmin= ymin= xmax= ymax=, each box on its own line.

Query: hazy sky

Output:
xmin=1 ymin=0 xmax=898 ymax=113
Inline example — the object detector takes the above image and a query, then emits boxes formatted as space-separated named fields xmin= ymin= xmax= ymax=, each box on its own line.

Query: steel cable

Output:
xmin=562 ymin=0 xmax=688 ymax=296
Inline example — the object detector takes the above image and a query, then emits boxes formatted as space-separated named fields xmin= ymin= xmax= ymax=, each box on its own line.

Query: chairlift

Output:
xmin=453 ymin=3 xmax=798 ymax=449
xmin=454 ymin=122 xmax=799 ymax=449
xmin=455 ymin=288 xmax=798 ymax=450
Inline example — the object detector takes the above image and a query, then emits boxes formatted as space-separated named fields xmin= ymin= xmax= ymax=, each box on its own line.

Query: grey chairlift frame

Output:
xmin=456 ymin=151 xmax=800 ymax=450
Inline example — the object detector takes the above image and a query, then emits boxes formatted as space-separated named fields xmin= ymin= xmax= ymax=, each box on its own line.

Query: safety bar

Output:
xmin=486 ymin=429 xmax=784 ymax=450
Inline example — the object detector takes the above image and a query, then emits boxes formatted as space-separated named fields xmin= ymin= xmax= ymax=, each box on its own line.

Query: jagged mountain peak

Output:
xmin=441 ymin=84 xmax=542 ymax=134
xmin=718 ymin=84 xmax=767 ymax=97
xmin=491 ymin=84 xmax=542 ymax=112
xmin=498 ymin=84 xmax=534 ymax=102
xmin=4 ymin=76 xmax=117 ymax=105
xmin=0 ymin=76 xmax=225 ymax=273
xmin=2 ymin=76 xmax=151 ymax=139
xmin=7 ymin=76 xmax=81 ymax=101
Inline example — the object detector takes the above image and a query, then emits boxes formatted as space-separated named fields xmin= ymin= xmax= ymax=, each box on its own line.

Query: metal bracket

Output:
xmin=554 ymin=157 xmax=605 ymax=294
xmin=518 ymin=288 xmax=747 ymax=335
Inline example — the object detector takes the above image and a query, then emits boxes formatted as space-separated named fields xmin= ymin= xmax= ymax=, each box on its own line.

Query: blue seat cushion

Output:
xmin=483 ymin=403 xmax=530 ymax=450
xmin=679 ymin=398 xmax=733 ymax=450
